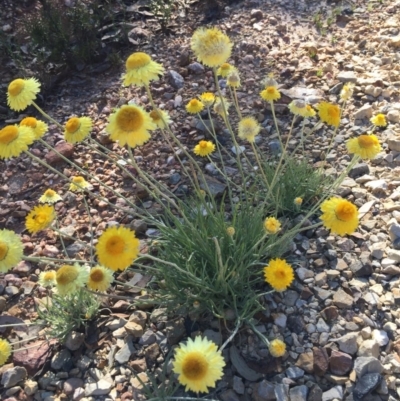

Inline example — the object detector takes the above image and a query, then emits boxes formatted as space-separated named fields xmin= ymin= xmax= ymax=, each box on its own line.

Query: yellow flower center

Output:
xmin=126 ymin=52 xmax=151 ymax=69
xmin=44 ymin=189 xmax=56 ymax=197
xmin=35 ymin=213 xmax=48 ymax=224
xmin=43 ymin=271 xmax=55 ymax=281
xmin=21 ymin=117 xmax=37 ymax=128
xmin=358 ymin=135 xmax=376 ymax=149
xmin=267 ymin=87 xmax=276 ymax=94
xmin=220 ymin=63 xmax=230 ymax=71
xmin=56 ymin=265 xmax=79 ymax=285
xmin=182 ymin=352 xmax=208 ymax=380
xmin=149 ymin=110 xmax=161 ymax=122
xmin=106 ymin=235 xmax=125 ymax=255
xmin=0 ymin=242 xmax=8 ymax=261
xmin=199 ymin=141 xmax=208 ymax=148
xmin=65 ymin=118 xmax=81 ymax=134
xmin=0 ymin=126 xmax=19 ymax=145
xmin=8 ymin=79 xmax=25 ymax=96
xmin=189 ymin=99 xmax=201 ymax=107
xmin=335 ymin=203 xmax=356 ymax=222
xmin=328 ymin=106 xmax=339 ymax=118
xmin=90 ymin=268 xmax=105 ymax=283
xmin=116 ymin=107 xmax=144 ymax=132
xmin=73 ymin=177 xmax=85 ymax=184
xmin=274 ymin=270 xmax=287 ymax=280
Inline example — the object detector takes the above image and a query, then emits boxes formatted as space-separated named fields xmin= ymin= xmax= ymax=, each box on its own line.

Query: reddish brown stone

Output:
xmin=313 ymin=347 xmax=329 ymax=376
xmin=44 ymin=142 xmax=74 ymax=165
xmin=321 ymin=305 xmax=339 ymax=322
xmin=329 ymin=349 xmax=353 ymax=375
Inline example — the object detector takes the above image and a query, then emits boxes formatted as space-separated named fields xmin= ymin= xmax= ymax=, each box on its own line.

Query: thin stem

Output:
xmin=32 ymin=101 xmax=64 ymax=130
xmin=220 ymin=318 xmax=241 ymax=351
xmin=24 ymin=256 xmax=94 ymax=265
xmin=82 ymin=196 xmax=94 ymax=262
xmin=248 ymin=320 xmax=270 ymax=348
xmin=55 ymin=215 xmax=68 ymax=258
xmin=10 ymin=337 xmax=39 ymax=345
xmin=51 ymin=225 xmax=91 ymax=249
xmin=250 ymin=143 xmax=271 ymax=192
xmin=270 ymin=101 xmax=284 ymax=151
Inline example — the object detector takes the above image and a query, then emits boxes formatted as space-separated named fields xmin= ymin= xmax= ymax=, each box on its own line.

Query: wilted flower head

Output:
xmin=69 ymin=176 xmax=90 ymax=192
xmin=217 ymin=63 xmax=234 ymax=77
xmin=87 ymin=265 xmax=114 ymax=292
xmin=55 ymin=264 xmax=89 ymax=296
xmin=226 ymin=226 xmax=235 ymax=237
xmin=213 ymin=97 xmax=230 ymax=117
xmin=238 ymin=117 xmax=261 ymax=143
xmin=199 ymin=92 xmax=215 ymax=108
xmin=38 ymin=270 xmax=57 ymax=287
xmin=227 ymin=69 xmax=240 ymax=88
xmin=149 ymin=109 xmax=171 ymax=129
xmin=288 ymin=100 xmax=316 ymax=118
xmin=269 ymin=339 xmax=286 ymax=357
xmin=340 ymin=83 xmax=355 ymax=101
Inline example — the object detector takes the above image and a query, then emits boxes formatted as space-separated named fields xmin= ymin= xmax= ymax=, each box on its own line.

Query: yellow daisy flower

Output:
xmin=106 ymin=104 xmax=155 ymax=148
xmin=264 ymin=258 xmax=294 ymax=292
xmin=20 ymin=117 xmax=48 ymax=139
xmin=346 ymin=134 xmax=381 ymax=160
xmin=123 ymin=52 xmax=164 ymax=87
xmin=320 ymin=198 xmax=358 ymax=236
xmin=0 ymin=339 xmax=12 ymax=366
xmin=64 ymin=116 xmax=92 ymax=144
xmin=264 ymin=217 xmax=281 ymax=234
xmin=294 ymin=197 xmax=303 ymax=206
xmin=340 ymin=83 xmax=355 ymax=101
xmin=227 ymin=69 xmax=241 ymax=88
xmin=260 ymin=86 xmax=281 ymax=102
xmin=55 ymin=264 xmax=89 ymax=296
xmin=194 ymin=140 xmax=216 ymax=157
xmin=39 ymin=189 xmax=62 ymax=204
xmin=25 ymin=204 xmax=55 ymax=234
xmin=238 ymin=117 xmax=261 ymax=143
xmin=186 ymin=99 xmax=204 ymax=114
xmin=0 ymin=125 xmax=35 ymax=160
xmin=87 ymin=265 xmax=114 ymax=292
xmin=0 ymin=229 xmax=24 ymax=273
xmin=191 ymin=27 xmax=233 ymax=68
xmin=217 ymin=63 xmax=234 ymax=77
xmin=172 ymin=336 xmax=225 ymax=393
xmin=226 ymin=227 xmax=235 ymax=237
xmin=7 ymin=78 xmax=41 ymax=111
xmin=269 ymin=339 xmax=286 ymax=357
xmin=370 ymin=113 xmax=387 ymax=127
xmin=317 ymin=102 xmax=341 ymax=127
xmin=199 ymin=92 xmax=215 ymax=108
xmin=38 ymin=270 xmax=57 ymax=287
xmin=213 ymin=97 xmax=230 ymax=117
xmin=96 ymin=226 xmax=140 ymax=271
xmin=149 ymin=109 xmax=171 ymax=129
xmin=288 ymin=100 xmax=316 ymax=118
xmin=69 ymin=176 xmax=90 ymax=192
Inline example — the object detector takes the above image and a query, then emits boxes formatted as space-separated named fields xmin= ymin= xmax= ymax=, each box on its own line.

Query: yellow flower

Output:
xmin=64 ymin=116 xmax=92 ymax=144
xmin=288 ymin=100 xmax=316 ymax=118
xmin=370 ymin=113 xmax=387 ymax=127
xmin=264 ymin=217 xmax=281 ymax=234
xmin=39 ymin=189 xmax=62 ymax=204
xmin=186 ymin=99 xmax=204 ymax=114
xmin=269 ymin=339 xmax=286 ymax=357
xmin=194 ymin=140 xmax=215 ymax=157
xmin=340 ymin=83 xmax=355 ymax=101
xmin=87 ymin=265 xmax=114 ymax=292
xmin=123 ymin=52 xmax=164 ymax=87
xmin=260 ymin=86 xmax=281 ymax=102
xmin=172 ymin=336 xmax=225 ymax=393
xmin=294 ymin=197 xmax=303 ymax=206
xmin=191 ymin=27 xmax=232 ymax=68
xmin=199 ymin=92 xmax=215 ymax=108
xmin=264 ymin=258 xmax=294 ymax=292
xmin=38 ymin=270 xmax=57 ymax=287
xmin=0 ymin=339 xmax=12 ymax=366
xmin=25 ymin=205 xmax=55 ymax=234
xmin=226 ymin=227 xmax=235 ymax=237
xmin=227 ymin=69 xmax=241 ymax=88
xmin=56 ymin=264 xmax=89 ymax=296
xmin=320 ymin=198 xmax=358 ymax=236
xmin=69 ymin=176 xmax=90 ymax=192
xmin=213 ymin=97 xmax=230 ymax=117
xmin=20 ymin=117 xmax=48 ymax=139
xmin=149 ymin=109 xmax=171 ymax=129
xmin=0 ymin=125 xmax=35 ymax=160
xmin=217 ymin=63 xmax=234 ymax=77
xmin=106 ymin=104 xmax=155 ymax=148
xmin=96 ymin=226 xmax=140 ymax=271
xmin=0 ymin=229 xmax=24 ymax=273
xmin=317 ymin=102 xmax=341 ymax=127
xmin=346 ymin=134 xmax=381 ymax=160
xmin=238 ymin=117 xmax=261 ymax=143
xmin=7 ymin=78 xmax=41 ymax=111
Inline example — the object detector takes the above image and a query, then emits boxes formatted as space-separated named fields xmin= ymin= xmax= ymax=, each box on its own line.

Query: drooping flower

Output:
xmin=0 ymin=229 xmax=24 ymax=273
xmin=370 ymin=113 xmax=387 ymax=127
xmin=238 ymin=117 xmax=261 ymax=143
xmin=0 ymin=125 xmax=35 ymax=160
xmin=227 ymin=69 xmax=240 ymax=88
xmin=172 ymin=336 xmax=225 ymax=393
xmin=149 ymin=109 xmax=171 ymax=129
xmin=346 ymin=134 xmax=381 ymax=160
xmin=69 ymin=176 xmax=90 ymax=192
xmin=106 ymin=104 xmax=155 ymax=148
xmin=0 ymin=339 xmax=12 ymax=366
xmin=186 ymin=99 xmax=204 ymax=114
xmin=264 ymin=258 xmax=294 ymax=292
xmin=55 ymin=264 xmax=89 ymax=296
xmin=191 ymin=27 xmax=233 ymax=68
xmin=288 ymin=100 xmax=316 ymax=118
xmin=123 ymin=52 xmax=164 ymax=87
xmin=39 ymin=189 xmax=62 ymax=204
xmin=25 ymin=205 xmax=55 ymax=234
xmin=340 ymin=83 xmax=355 ymax=101
xmin=199 ymin=92 xmax=215 ymax=108
xmin=64 ymin=116 xmax=92 ymax=144
xmin=38 ymin=270 xmax=57 ymax=287
xmin=194 ymin=140 xmax=215 ymax=157
xmin=226 ymin=227 xmax=235 ymax=237
xmin=96 ymin=226 xmax=140 ymax=271
xmin=264 ymin=217 xmax=281 ymax=234
xmin=213 ymin=97 xmax=230 ymax=117
xmin=320 ymin=198 xmax=358 ymax=236
xmin=7 ymin=78 xmax=40 ymax=111
xmin=269 ymin=339 xmax=286 ymax=357
xmin=20 ymin=117 xmax=48 ymax=139
xmin=87 ymin=265 xmax=114 ymax=292
xmin=260 ymin=86 xmax=281 ymax=102
xmin=317 ymin=102 xmax=341 ymax=127
xmin=216 ymin=63 xmax=234 ymax=77
xmin=294 ymin=197 xmax=303 ymax=206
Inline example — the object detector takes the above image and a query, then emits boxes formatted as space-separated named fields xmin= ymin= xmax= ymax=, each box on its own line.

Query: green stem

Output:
xmin=247 ymin=320 xmax=270 ymax=348
xmin=55 ymin=215 xmax=68 ymax=258
xmin=32 ymin=101 xmax=64 ymax=130
xmin=24 ymin=256 xmax=92 ymax=264
xmin=270 ymin=101 xmax=284 ymax=151
xmin=82 ymin=196 xmax=94 ymax=263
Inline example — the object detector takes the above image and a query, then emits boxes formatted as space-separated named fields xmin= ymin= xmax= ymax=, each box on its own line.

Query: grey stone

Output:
xmin=115 ymin=337 xmax=135 ymax=364
xmin=353 ymin=373 xmax=381 ymax=400
xmin=308 ymin=384 xmax=323 ymax=401
xmin=24 ymin=379 xmax=38 ymax=396
xmin=322 ymin=385 xmax=344 ymax=401
xmin=188 ymin=62 xmax=205 ymax=74
xmin=289 ymin=385 xmax=308 ymax=401
xmin=85 ymin=379 xmax=112 ymax=396
xmin=51 ymin=349 xmax=72 ymax=370
xmin=387 ymin=109 xmax=399 ymax=123
xmin=165 ymin=318 xmax=186 ymax=345
xmin=333 ymin=288 xmax=354 ymax=308
xmin=65 ymin=331 xmax=85 ymax=351
xmin=233 ymin=376 xmax=245 ymax=395
xmin=229 ymin=345 xmax=262 ymax=381
xmin=358 ymin=339 xmax=380 ymax=358
xmin=73 ymin=387 xmax=85 ymax=401
xmin=335 ymin=332 xmax=358 ymax=354
xmin=282 ymin=290 xmax=299 ymax=306
xmin=274 ymin=383 xmax=289 ymax=401
xmin=253 ymin=380 xmax=275 ymax=401
xmin=337 ymin=71 xmax=357 ymax=83
xmin=354 ymin=104 xmax=373 ymax=119
xmin=139 ymin=329 xmax=156 ymax=346
xmin=269 ymin=140 xmax=281 ymax=154
xmin=169 ymin=173 xmax=181 ymax=185
xmin=350 ymin=259 xmax=372 ymax=277
xmin=372 ymin=329 xmax=389 ymax=346
xmin=64 ymin=378 xmax=84 ymax=395
xmin=354 ymin=357 xmax=383 ymax=378
xmin=65 ymin=242 xmax=86 ymax=257
xmin=286 ymin=366 xmax=304 ymax=379
xmin=204 ymin=329 xmax=222 ymax=346
xmin=296 ymin=267 xmax=314 ymax=281
xmin=200 ymin=175 xmax=227 ymax=197
xmin=1 ymin=366 xmax=27 ymax=388
xmin=168 ymin=70 xmax=184 ymax=89
xmin=220 ymin=389 xmax=240 ymax=401
xmin=316 ymin=318 xmax=330 ymax=333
